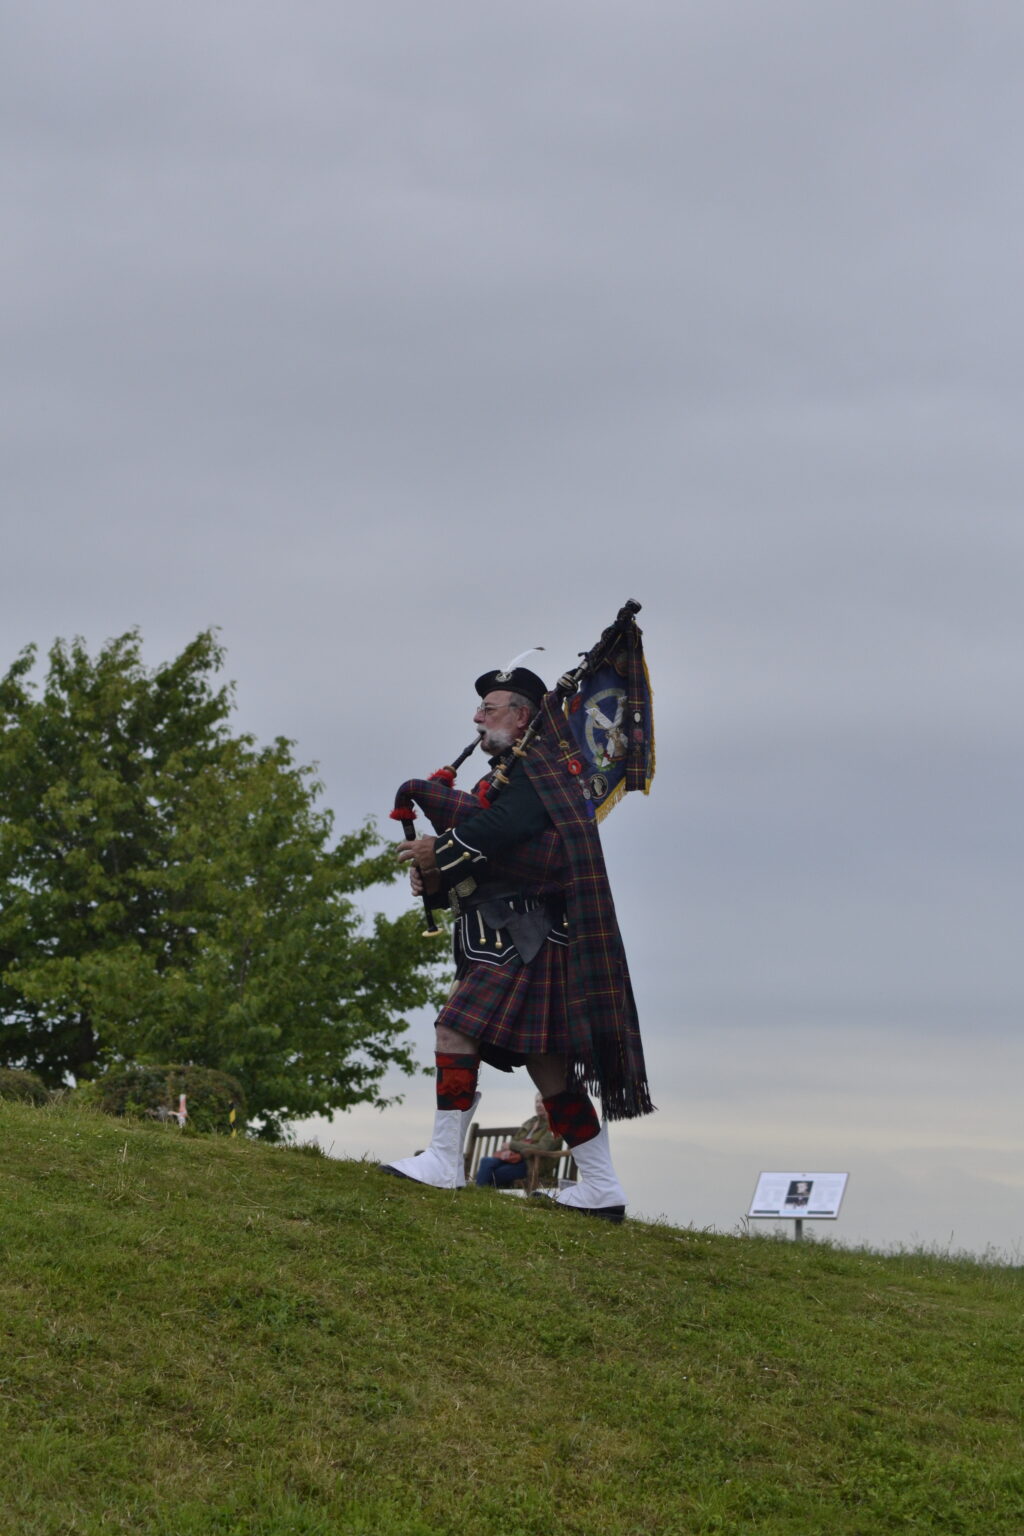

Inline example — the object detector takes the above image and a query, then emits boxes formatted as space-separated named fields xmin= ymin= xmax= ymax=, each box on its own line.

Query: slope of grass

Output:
xmin=1 ymin=1101 xmax=1021 ymax=1536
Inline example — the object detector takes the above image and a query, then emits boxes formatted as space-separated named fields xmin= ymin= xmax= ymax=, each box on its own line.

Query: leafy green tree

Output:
xmin=0 ymin=629 xmax=445 ymax=1138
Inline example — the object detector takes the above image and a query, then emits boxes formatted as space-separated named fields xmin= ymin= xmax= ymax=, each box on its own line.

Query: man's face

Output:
xmin=474 ymin=690 xmax=529 ymax=754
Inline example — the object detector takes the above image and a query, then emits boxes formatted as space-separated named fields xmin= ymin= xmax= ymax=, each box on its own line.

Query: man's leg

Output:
xmin=526 ymin=1053 xmax=627 ymax=1223
xmin=524 ymin=1054 xmax=567 ymax=1099
xmin=379 ymin=1027 xmax=481 ymax=1188
xmin=435 ymin=1025 xmax=480 ymax=1118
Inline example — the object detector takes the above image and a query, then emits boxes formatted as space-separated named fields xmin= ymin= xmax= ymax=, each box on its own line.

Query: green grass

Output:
xmin=2 ymin=1101 xmax=1022 ymax=1536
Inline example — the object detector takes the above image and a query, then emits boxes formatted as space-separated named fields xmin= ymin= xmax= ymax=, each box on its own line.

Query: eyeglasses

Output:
xmin=475 ymin=702 xmax=510 ymax=716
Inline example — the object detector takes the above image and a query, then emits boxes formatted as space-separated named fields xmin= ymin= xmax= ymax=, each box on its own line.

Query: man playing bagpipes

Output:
xmin=380 ymin=602 xmax=655 ymax=1223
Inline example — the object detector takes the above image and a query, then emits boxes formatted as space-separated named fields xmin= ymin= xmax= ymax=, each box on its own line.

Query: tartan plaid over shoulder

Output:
xmin=519 ymin=696 xmax=653 ymax=1120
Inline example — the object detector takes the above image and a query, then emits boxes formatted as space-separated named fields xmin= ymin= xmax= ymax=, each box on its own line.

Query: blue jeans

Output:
xmin=476 ymin=1155 xmax=527 ymax=1188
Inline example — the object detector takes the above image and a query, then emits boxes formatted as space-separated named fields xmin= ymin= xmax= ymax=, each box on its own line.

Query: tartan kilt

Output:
xmin=435 ymin=938 xmax=570 ymax=1068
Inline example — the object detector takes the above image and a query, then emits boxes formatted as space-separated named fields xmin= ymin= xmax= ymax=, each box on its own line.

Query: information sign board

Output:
xmin=748 ymin=1171 xmax=849 ymax=1221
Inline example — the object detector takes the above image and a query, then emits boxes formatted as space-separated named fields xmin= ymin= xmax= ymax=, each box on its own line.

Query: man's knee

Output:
xmin=435 ymin=1025 xmax=479 ymax=1055
xmin=525 ymin=1053 xmax=567 ymax=1098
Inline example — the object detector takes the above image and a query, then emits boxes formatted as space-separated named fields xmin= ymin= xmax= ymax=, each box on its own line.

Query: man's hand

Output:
xmin=496 ymin=1147 xmax=523 ymax=1163
xmin=397 ymin=836 xmax=440 ymax=895
xmin=396 ymin=836 xmax=438 ymax=871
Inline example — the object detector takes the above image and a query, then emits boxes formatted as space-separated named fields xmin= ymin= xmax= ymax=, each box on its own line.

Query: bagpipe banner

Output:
xmin=560 ymin=612 xmax=654 ymax=822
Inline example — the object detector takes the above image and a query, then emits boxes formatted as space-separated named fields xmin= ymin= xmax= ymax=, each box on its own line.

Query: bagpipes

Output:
xmin=391 ymin=737 xmax=480 ymax=937
xmin=391 ymin=599 xmax=653 ymax=937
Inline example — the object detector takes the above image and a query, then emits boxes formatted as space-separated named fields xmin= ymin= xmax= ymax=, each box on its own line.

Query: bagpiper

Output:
xmin=381 ymin=603 xmax=655 ymax=1223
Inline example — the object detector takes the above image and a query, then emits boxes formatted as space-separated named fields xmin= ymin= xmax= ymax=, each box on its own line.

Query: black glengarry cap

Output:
xmin=475 ymin=667 xmax=548 ymax=708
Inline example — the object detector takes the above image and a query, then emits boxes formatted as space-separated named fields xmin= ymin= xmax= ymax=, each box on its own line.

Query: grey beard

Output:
xmin=481 ymin=725 xmax=514 ymax=754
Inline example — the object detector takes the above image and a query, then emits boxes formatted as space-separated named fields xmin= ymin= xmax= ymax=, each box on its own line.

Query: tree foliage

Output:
xmin=0 ymin=629 xmax=445 ymax=1138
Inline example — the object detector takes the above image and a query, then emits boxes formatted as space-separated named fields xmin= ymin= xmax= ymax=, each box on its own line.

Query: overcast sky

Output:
xmin=5 ymin=2 xmax=1023 ymax=1258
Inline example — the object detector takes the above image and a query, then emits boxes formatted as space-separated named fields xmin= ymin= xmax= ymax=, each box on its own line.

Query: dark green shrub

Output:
xmin=77 ymin=1064 xmax=247 ymax=1135
xmin=0 ymin=1067 xmax=50 ymax=1105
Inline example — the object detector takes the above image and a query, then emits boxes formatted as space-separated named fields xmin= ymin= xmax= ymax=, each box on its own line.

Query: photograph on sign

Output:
xmin=748 ymin=1171 xmax=849 ymax=1220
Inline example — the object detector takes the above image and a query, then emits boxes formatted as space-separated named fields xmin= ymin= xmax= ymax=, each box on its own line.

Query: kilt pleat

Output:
xmin=436 ymin=941 xmax=570 ymax=1065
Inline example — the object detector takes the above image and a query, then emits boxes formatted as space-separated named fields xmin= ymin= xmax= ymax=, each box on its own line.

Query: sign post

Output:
xmin=747 ymin=1171 xmax=849 ymax=1240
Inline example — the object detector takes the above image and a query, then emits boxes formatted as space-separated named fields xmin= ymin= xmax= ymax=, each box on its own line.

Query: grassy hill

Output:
xmin=1 ymin=1101 xmax=1021 ymax=1536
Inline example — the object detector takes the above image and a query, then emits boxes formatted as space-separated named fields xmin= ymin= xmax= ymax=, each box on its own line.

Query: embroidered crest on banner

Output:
xmin=583 ymin=687 xmax=628 ymax=770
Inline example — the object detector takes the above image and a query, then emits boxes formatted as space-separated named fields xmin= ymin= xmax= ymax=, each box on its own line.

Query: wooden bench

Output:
xmin=463 ymin=1121 xmax=578 ymax=1194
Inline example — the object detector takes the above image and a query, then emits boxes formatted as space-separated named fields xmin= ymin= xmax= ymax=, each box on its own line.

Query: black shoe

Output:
xmin=530 ymin=1192 xmax=625 ymax=1224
